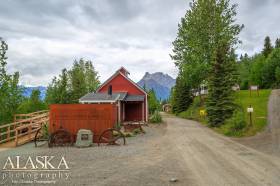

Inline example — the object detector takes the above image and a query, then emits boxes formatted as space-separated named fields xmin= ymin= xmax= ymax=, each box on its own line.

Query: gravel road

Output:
xmin=234 ymin=89 xmax=280 ymax=157
xmin=1 ymin=113 xmax=280 ymax=185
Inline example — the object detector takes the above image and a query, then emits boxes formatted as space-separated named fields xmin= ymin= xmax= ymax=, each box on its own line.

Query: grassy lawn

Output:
xmin=178 ymin=89 xmax=271 ymax=137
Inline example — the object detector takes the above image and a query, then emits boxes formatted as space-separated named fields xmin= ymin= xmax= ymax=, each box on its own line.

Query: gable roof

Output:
xmin=96 ymin=68 xmax=147 ymax=95
xmin=118 ymin=66 xmax=130 ymax=75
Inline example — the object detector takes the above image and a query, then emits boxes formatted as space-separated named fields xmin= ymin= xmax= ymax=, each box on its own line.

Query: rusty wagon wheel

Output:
xmin=34 ymin=125 xmax=49 ymax=147
xmin=98 ymin=128 xmax=126 ymax=146
xmin=48 ymin=128 xmax=73 ymax=147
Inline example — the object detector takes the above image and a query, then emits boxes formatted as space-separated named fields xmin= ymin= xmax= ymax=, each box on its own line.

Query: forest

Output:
xmin=170 ymin=0 xmax=280 ymax=135
xmin=0 ymin=38 xmax=101 ymax=125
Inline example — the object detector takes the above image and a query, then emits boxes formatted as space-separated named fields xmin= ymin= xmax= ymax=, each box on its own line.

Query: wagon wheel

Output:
xmin=98 ymin=128 xmax=126 ymax=146
xmin=48 ymin=128 xmax=73 ymax=147
xmin=34 ymin=125 xmax=49 ymax=147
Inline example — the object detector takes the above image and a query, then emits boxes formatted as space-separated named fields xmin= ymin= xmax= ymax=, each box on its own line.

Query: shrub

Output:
xmin=149 ymin=111 xmax=162 ymax=123
xmin=223 ymin=109 xmax=246 ymax=136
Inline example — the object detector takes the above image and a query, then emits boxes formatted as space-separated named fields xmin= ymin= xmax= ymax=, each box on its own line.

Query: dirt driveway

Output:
xmin=1 ymin=114 xmax=280 ymax=186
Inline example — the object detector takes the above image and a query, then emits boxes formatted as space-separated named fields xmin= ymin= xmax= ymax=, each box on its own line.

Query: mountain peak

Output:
xmin=137 ymin=72 xmax=176 ymax=100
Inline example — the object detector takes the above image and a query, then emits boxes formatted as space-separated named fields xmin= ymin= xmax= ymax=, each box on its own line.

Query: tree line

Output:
xmin=238 ymin=36 xmax=280 ymax=89
xmin=0 ymin=38 xmax=100 ymax=125
xmin=170 ymin=0 xmax=280 ymax=129
xmin=45 ymin=59 xmax=100 ymax=104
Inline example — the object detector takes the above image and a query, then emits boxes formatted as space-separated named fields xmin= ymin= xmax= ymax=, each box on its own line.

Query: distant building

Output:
xmin=162 ymin=104 xmax=172 ymax=113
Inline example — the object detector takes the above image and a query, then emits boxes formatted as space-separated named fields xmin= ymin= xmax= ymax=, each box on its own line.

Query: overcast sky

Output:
xmin=1 ymin=0 xmax=280 ymax=86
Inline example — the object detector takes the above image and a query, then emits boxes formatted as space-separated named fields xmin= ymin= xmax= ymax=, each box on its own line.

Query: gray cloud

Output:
xmin=0 ymin=0 xmax=279 ymax=86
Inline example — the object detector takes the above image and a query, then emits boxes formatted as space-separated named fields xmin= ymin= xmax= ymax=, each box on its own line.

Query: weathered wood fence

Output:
xmin=0 ymin=110 xmax=49 ymax=147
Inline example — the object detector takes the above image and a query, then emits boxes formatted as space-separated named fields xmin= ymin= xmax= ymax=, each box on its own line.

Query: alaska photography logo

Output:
xmin=0 ymin=155 xmax=70 ymax=184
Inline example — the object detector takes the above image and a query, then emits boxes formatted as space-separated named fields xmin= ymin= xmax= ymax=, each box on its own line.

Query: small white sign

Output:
xmin=247 ymin=107 xmax=254 ymax=113
xmin=250 ymin=85 xmax=258 ymax=90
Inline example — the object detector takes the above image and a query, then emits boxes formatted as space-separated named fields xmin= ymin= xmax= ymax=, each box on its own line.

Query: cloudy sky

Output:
xmin=1 ymin=0 xmax=280 ymax=86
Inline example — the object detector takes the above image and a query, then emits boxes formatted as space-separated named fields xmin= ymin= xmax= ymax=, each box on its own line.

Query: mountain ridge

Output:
xmin=137 ymin=72 xmax=175 ymax=100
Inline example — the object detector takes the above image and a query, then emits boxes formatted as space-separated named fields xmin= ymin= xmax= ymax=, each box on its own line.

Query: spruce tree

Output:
xmin=203 ymin=0 xmax=242 ymax=127
xmin=147 ymin=89 xmax=160 ymax=114
xmin=45 ymin=59 xmax=100 ymax=104
xmin=171 ymin=76 xmax=193 ymax=114
xmin=207 ymin=46 xmax=237 ymax=126
xmin=275 ymin=38 xmax=280 ymax=48
xmin=263 ymin=36 xmax=273 ymax=58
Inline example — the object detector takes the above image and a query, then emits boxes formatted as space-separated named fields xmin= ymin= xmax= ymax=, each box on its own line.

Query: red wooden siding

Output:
xmin=49 ymin=104 xmax=117 ymax=142
xmin=99 ymin=73 xmax=145 ymax=95
xmin=98 ymin=73 xmax=147 ymax=121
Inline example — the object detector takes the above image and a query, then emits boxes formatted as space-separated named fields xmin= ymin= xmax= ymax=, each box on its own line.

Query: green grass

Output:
xmin=178 ymin=96 xmax=207 ymax=124
xmin=178 ymin=89 xmax=271 ymax=137
xmin=231 ymin=89 xmax=271 ymax=136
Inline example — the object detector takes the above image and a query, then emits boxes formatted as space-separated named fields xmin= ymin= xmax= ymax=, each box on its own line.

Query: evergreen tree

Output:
xmin=275 ymin=67 xmax=280 ymax=87
xmin=275 ymin=38 xmax=280 ymax=48
xmin=147 ymin=89 xmax=160 ymax=114
xmin=45 ymin=59 xmax=100 ymax=104
xmin=262 ymin=36 xmax=273 ymax=58
xmin=202 ymin=0 xmax=242 ymax=127
xmin=68 ymin=60 xmax=87 ymax=102
xmin=0 ymin=38 xmax=23 ymax=124
xmin=18 ymin=89 xmax=47 ymax=114
xmin=207 ymin=46 xmax=237 ymax=126
xmin=171 ymin=76 xmax=193 ymax=114
xmin=262 ymin=48 xmax=280 ymax=88
xmin=84 ymin=60 xmax=100 ymax=92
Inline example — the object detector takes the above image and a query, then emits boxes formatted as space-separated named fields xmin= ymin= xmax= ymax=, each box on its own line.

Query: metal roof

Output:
xmin=79 ymin=92 xmax=145 ymax=103
xmin=124 ymin=95 xmax=145 ymax=102
xmin=79 ymin=92 xmax=127 ymax=103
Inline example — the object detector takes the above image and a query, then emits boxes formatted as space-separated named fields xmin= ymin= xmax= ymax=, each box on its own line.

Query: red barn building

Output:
xmin=79 ymin=67 xmax=148 ymax=123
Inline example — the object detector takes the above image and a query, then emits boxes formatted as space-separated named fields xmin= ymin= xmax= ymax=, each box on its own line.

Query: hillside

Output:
xmin=178 ymin=90 xmax=271 ymax=137
xmin=137 ymin=72 xmax=175 ymax=100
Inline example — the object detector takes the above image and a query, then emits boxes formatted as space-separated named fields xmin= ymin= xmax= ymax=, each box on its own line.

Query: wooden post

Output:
xmin=28 ymin=125 xmax=32 ymax=140
xmin=15 ymin=129 xmax=18 ymax=147
xmin=122 ymin=102 xmax=125 ymax=121
xmin=250 ymin=87 xmax=252 ymax=97
xmin=7 ymin=125 xmax=10 ymax=141
xmin=29 ymin=119 xmax=33 ymax=140
xmin=142 ymin=102 xmax=145 ymax=122
xmin=249 ymin=112 xmax=252 ymax=126
xmin=117 ymin=101 xmax=121 ymax=124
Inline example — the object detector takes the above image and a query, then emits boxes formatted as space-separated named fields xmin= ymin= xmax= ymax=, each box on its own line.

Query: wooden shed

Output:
xmin=79 ymin=67 xmax=148 ymax=123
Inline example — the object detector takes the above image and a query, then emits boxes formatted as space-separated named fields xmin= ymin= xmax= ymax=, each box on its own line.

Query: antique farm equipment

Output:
xmin=122 ymin=121 xmax=147 ymax=133
xmin=49 ymin=104 xmax=125 ymax=147
xmin=98 ymin=128 xmax=126 ymax=146
xmin=48 ymin=128 xmax=73 ymax=147
xmin=75 ymin=129 xmax=93 ymax=147
xmin=34 ymin=124 xmax=49 ymax=147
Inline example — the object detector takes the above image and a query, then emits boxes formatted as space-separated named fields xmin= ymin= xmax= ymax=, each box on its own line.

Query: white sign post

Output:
xmin=250 ymin=85 xmax=259 ymax=97
xmin=247 ymin=105 xmax=254 ymax=126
